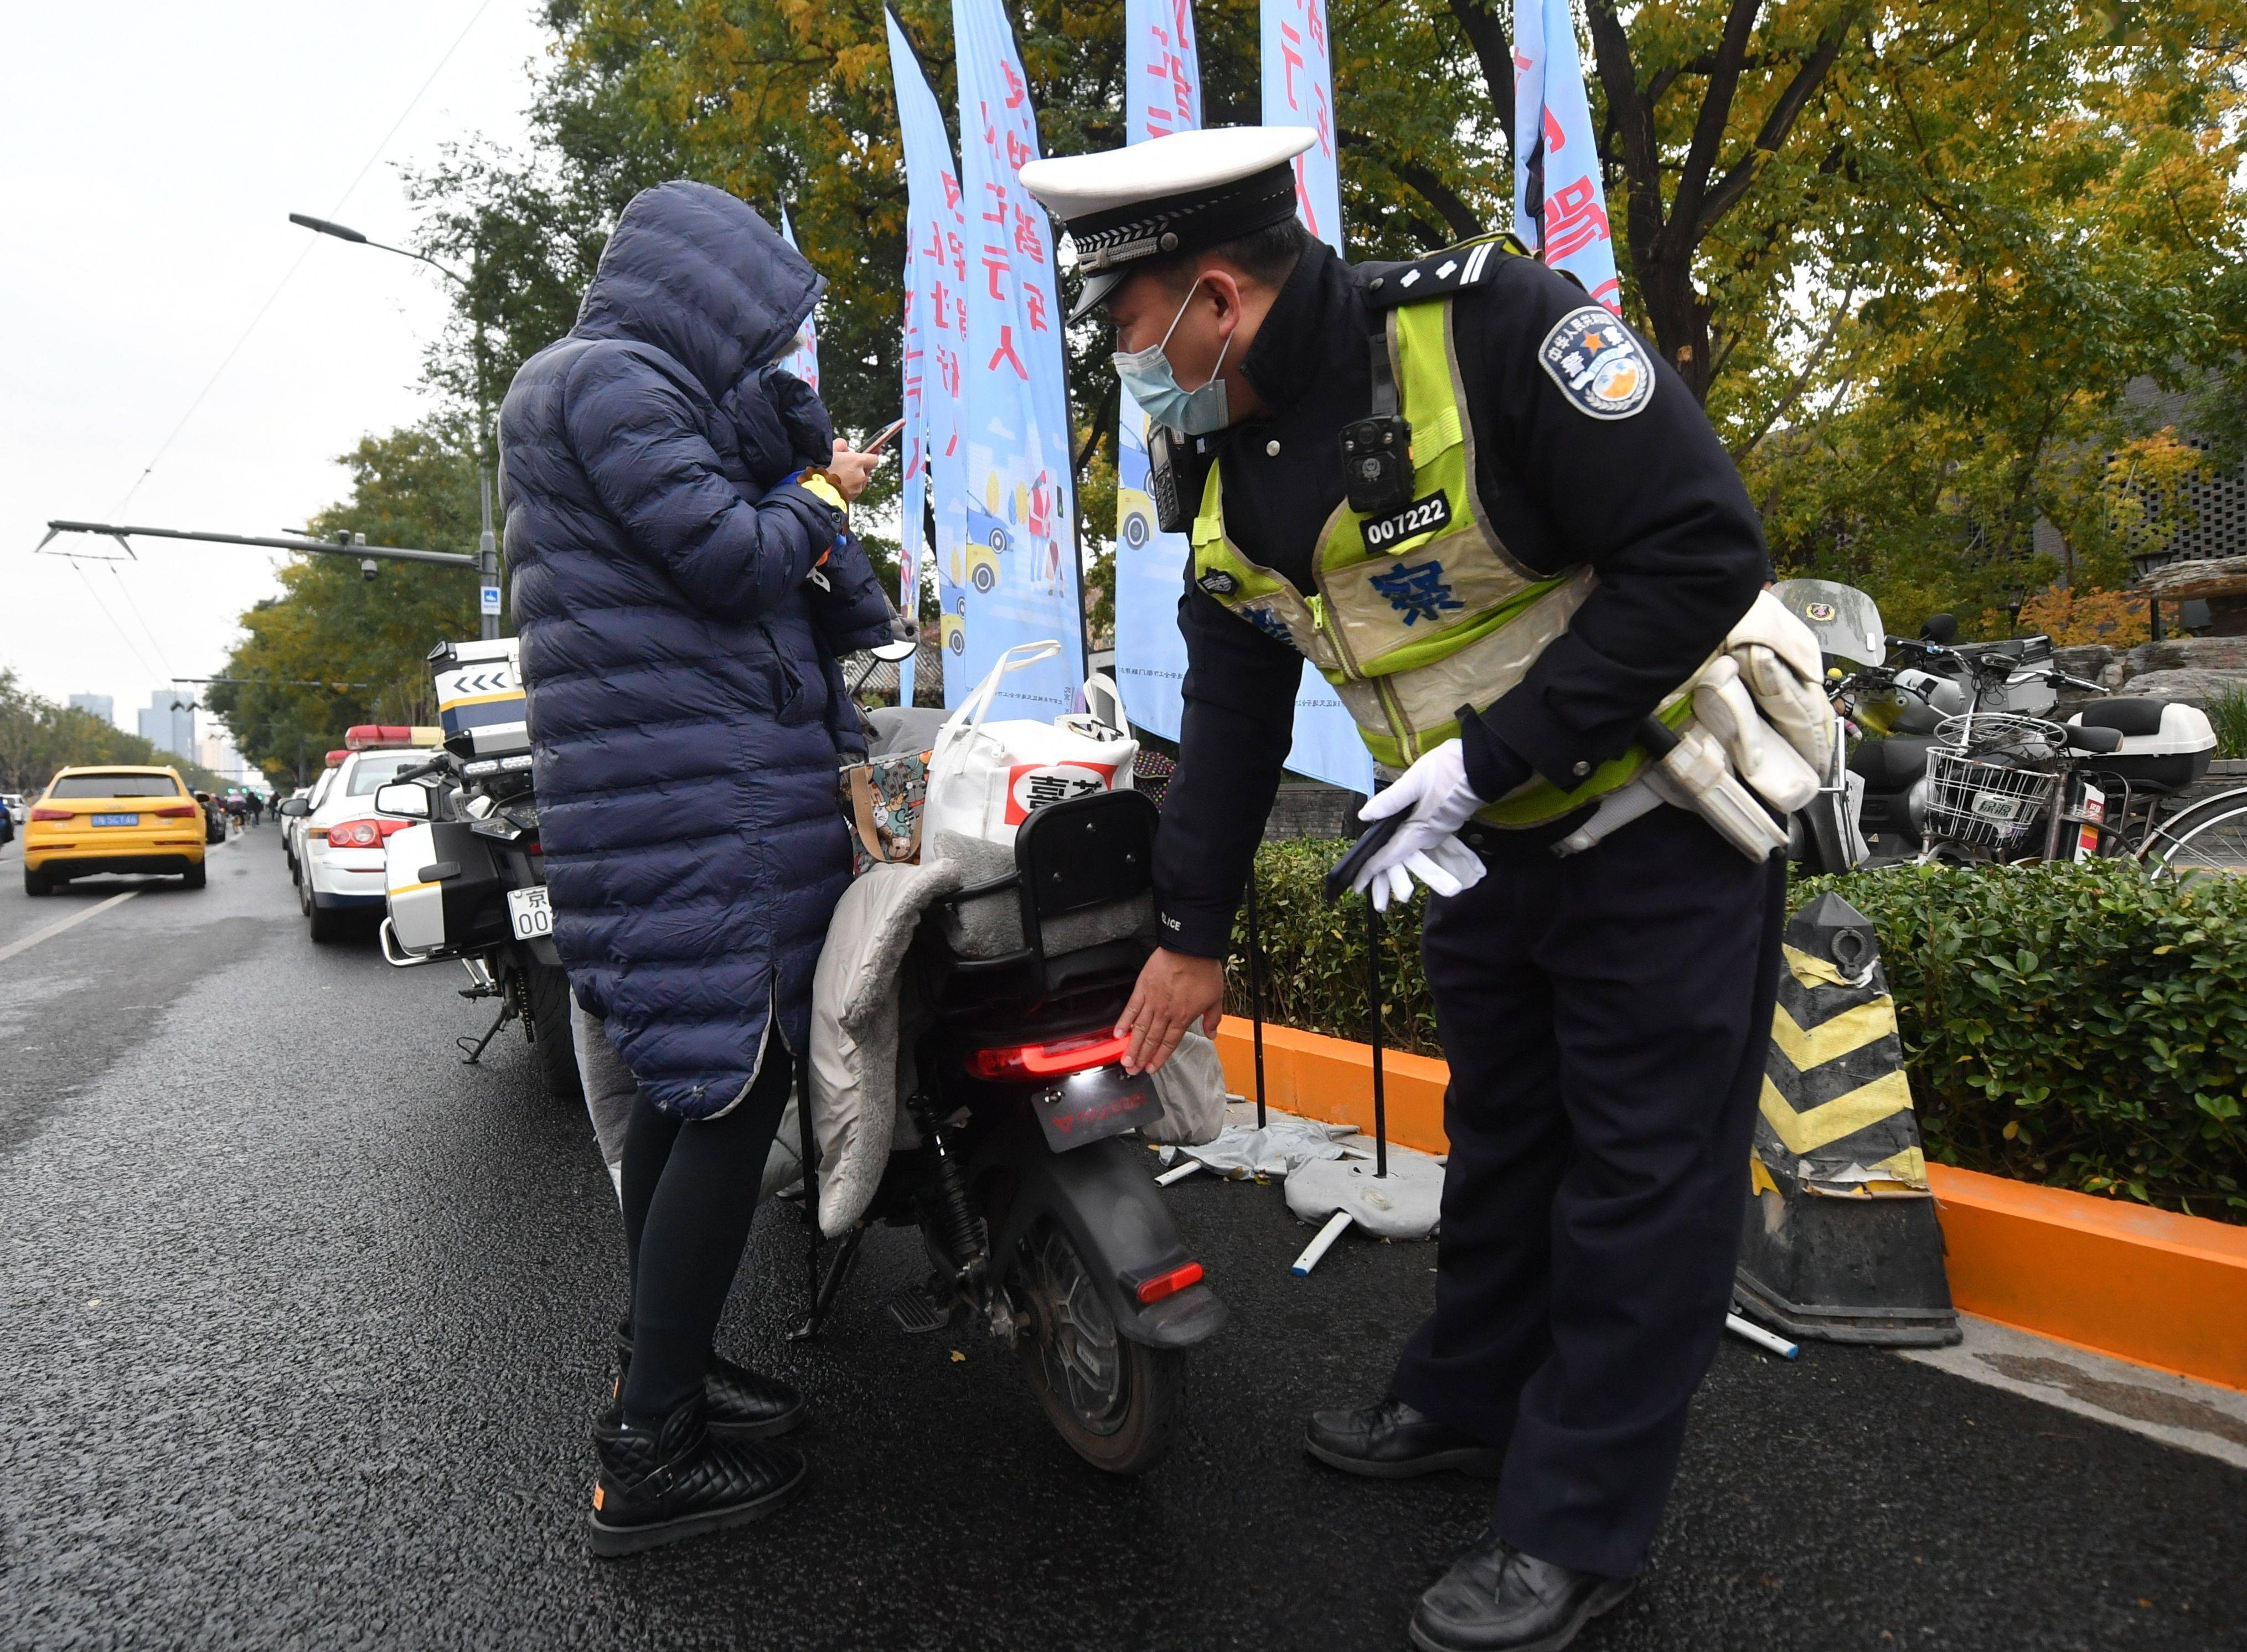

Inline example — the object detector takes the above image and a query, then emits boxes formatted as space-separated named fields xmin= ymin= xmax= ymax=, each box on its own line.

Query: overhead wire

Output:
xmin=108 ymin=0 xmax=498 ymax=516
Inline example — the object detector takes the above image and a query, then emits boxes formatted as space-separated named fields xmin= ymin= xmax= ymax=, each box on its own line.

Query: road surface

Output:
xmin=1 ymin=831 xmax=2240 ymax=1649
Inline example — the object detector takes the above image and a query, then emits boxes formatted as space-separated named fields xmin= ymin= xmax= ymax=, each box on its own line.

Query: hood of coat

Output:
xmin=574 ymin=180 xmax=827 ymax=404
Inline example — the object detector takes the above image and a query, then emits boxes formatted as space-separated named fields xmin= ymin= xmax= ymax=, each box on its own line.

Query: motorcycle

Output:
xmin=1776 ymin=581 xmax=2214 ymax=868
xmin=784 ymin=644 xmax=1226 ymax=1475
xmin=374 ymin=637 xmax=583 ymax=1106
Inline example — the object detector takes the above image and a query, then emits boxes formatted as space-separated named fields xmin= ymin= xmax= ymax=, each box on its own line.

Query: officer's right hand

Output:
xmin=1115 ymin=948 xmax=1226 ymax=1076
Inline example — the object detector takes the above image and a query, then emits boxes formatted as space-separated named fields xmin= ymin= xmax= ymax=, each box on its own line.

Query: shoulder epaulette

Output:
xmin=1361 ymin=233 xmax=1528 ymax=310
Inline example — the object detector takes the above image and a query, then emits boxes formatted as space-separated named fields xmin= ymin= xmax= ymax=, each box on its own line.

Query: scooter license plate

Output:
xmin=505 ymin=884 xmax=554 ymax=941
xmin=1032 ymin=1066 xmax=1158 ymax=1153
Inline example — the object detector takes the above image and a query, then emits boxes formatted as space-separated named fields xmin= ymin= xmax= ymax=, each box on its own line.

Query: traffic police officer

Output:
xmin=1023 ymin=126 xmax=1786 ymax=1651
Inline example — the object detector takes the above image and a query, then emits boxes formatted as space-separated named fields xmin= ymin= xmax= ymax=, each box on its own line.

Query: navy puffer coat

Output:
xmin=499 ymin=179 xmax=891 ymax=1119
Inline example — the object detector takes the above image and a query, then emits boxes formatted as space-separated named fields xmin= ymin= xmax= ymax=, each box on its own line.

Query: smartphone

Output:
xmin=862 ymin=417 xmax=908 ymax=456
xmin=1323 ymin=812 xmax=1409 ymax=905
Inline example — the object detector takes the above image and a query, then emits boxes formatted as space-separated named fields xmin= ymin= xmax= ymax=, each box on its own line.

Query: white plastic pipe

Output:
xmin=1155 ymin=1161 xmax=1205 ymax=1187
xmin=1724 ymin=1312 xmax=1799 ymax=1359
xmin=1290 ymin=1209 xmax=1355 ymax=1277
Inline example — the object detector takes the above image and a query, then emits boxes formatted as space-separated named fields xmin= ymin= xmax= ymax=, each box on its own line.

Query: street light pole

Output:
xmin=290 ymin=211 xmax=501 ymax=640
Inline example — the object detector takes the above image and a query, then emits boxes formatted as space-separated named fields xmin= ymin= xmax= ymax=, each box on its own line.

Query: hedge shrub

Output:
xmin=1226 ymin=845 xmax=2246 ymax=1222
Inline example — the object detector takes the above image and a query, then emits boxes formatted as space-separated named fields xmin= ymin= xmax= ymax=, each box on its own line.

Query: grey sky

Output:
xmin=1 ymin=2 xmax=549 ymax=729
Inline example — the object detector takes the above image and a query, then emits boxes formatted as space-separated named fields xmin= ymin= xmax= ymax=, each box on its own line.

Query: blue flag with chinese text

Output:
xmin=1512 ymin=0 xmax=1620 ymax=312
xmin=951 ymin=0 xmax=1084 ymax=717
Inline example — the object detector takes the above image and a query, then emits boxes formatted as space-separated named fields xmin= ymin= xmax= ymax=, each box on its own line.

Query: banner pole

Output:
xmin=1367 ymin=895 xmax=1387 ymax=1178
xmin=1246 ymin=876 xmax=1268 ymax=1129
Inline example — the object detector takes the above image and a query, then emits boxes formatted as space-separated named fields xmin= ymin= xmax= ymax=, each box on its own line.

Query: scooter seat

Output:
xmin=1848 ymin=734 xmax=1938 ymax=789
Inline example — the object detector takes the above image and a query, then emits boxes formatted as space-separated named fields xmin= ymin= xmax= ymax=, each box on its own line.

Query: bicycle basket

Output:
xmin=1923 ymin=747 xmax=2061 ymax=848
xmin=1933 ymin=712 xmax=2067 ymax=762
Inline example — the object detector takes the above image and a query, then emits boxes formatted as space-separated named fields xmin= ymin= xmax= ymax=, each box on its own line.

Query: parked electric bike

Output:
xmin=374 ymin=638 xmax=582 ymax=1106
xmin=784 ymin=660 xmax=1226 ymax=1476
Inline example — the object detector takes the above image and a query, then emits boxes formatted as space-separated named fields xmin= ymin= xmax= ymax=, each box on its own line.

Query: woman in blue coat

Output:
xmin=499 ymin=179 xmax=893 ymax=1553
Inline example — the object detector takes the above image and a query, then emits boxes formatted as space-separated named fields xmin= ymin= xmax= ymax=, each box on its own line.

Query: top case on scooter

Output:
xmin=2068 ymin=700 xmax=2215 ymax=795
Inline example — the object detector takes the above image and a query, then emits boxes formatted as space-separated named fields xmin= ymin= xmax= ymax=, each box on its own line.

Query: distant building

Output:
xmin=66 ymin=693 xmax=114 ymax=727
xmin=137 ymin=693 xmax=195 ymax=759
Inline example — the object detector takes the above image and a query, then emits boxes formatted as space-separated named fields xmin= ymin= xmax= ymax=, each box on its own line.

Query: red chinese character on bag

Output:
xmin=1013 ymin=204 xmax=1043 ymax=259
xmin=1025 ymin=283 xmax=1050 ymax=332
xmin=931 ymin=280 xmax=954 ymax=331
xmin=982 ymin=248 xmax=1011 ymax=300
xmin=1005 ymin=131 xmax=1034 ymax=174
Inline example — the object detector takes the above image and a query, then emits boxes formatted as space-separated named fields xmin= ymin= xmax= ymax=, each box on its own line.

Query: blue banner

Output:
xmin=1261 ymin=0 xmax=1342 ymax=254
xmin=1110 ymin=0 xmax=1205 ymax=745
xmin=887 ymin=11 xmax=972 ymax=704
xmin=1512 ymin=0 xmax=1621 ymax=312
xmin=1261 ymin=0 xmax=1375 ymax=793
xmin=951 ymin=0 xmax=1084 ymax=719
xmin=775 ymin=206 xmax=822 ymax=391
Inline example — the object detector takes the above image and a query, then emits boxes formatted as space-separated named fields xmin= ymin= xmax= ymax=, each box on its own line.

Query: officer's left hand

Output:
xmin=1351 ymin=740 xmax=1490 ymax=908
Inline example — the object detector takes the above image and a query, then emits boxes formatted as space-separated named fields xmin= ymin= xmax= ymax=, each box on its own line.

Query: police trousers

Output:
xmin=1388 ymin=803 xmax=1787 ymax=1578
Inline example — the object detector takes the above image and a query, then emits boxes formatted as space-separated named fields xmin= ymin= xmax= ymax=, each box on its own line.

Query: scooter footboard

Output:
xmin=976 ymin=1118 xmax=1227 ymax=1350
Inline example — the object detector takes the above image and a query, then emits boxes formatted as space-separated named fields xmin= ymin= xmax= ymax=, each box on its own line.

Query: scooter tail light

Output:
xmin=965 ymin=1031 xmax=1131 ymax=1082
xmin=1130 ymin=1261 xmax=1205 ymax=1305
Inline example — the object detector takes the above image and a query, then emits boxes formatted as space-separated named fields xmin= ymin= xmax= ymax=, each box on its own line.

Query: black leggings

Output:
xmin=618 ymin=1049 xmax=793 ymax=1421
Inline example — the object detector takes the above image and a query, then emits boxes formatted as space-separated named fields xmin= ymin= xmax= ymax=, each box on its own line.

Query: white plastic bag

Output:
xmin=924 ymin=641 xmax=1137 ymax=850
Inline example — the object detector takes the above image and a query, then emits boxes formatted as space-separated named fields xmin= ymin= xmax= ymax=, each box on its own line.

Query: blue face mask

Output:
xmin=1111 ymin=278 xmax=1232 ymax=436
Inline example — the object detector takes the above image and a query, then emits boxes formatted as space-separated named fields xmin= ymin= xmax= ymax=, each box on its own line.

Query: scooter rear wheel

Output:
xmin=1011 ymin=1218 xmax=1182 ymax=1475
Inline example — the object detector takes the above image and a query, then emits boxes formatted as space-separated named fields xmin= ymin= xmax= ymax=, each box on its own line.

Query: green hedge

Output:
xmin=1227 ymin=845 xmax=2246 ymax=1223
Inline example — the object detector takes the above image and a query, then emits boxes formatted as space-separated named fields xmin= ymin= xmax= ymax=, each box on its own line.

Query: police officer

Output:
xmin=1022 ymin=127 xmax=1788 ymax=1651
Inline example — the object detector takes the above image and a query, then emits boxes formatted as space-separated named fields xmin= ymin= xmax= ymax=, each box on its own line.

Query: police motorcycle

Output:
xmin=372 ymin=638 xmax=584 ymax=1106
xmin=781 ymin=641 xmax=1226 ymax=1476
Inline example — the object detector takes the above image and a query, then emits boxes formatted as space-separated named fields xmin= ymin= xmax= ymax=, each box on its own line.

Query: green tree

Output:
xmin=0 ymin=670 xmax=224 ymax=796
xmin=402 ymin=0 xmax=2245 ymax=637
xmin=205 ymin=420 xmax=484 ymax=783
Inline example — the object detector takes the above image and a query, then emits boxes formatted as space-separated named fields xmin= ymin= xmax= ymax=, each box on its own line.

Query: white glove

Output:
xmin=1723 ymin=590 xmax=1833 ymax=772
xmin=1692 ymin=655 xmax=1821 ymax=812
xmin=1351 ymin=740 xmax=1490 ymax=908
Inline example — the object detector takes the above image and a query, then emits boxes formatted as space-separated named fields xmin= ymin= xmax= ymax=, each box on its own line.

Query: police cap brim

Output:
xmin=1023 ymin=127 xmax=1316 ymax=321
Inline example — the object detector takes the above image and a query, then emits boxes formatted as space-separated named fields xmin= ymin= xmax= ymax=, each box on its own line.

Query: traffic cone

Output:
xmin=1733 ymin=891 xmax=1961 ymax=1347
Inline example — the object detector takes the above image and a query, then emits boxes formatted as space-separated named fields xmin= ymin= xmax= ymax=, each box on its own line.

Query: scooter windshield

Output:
xmin=1773 ymin=579 xmax=1886 ymax=668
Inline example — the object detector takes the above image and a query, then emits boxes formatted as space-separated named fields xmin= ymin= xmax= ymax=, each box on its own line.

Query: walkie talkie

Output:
xmin=1148 ymin=425 xmax=1190 ymax=534
xmin=1341 ymin=324 xmax=1414 ymax=515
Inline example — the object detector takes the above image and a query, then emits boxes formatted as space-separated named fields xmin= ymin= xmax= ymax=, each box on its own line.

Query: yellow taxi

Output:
xmin=24 ymin=765 xmax=208 ymax=896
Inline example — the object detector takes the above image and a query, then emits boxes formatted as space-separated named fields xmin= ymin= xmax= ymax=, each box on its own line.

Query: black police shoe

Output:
xmin=1304 ymin=1395 xmax=1506 ymax=1479
xmin=587 ymin=1395 xmax=809 ymax=1557
xmin=1410 ymin=1528 xmax=1635 ymax=1652
xmin=614 ymin=1318 xmax=805 ymax=1440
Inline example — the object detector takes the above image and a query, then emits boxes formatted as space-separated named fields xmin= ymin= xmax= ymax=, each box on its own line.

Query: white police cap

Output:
xmin=1020 ymin=127 xmax=1315 ymax=319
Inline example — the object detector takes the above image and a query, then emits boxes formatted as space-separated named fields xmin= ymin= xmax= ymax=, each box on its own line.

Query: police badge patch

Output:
xmin=1538 ymin=307 xmax=1654 ymax=421
xmin=1197 ymin=569 xmax=1239 ymax=597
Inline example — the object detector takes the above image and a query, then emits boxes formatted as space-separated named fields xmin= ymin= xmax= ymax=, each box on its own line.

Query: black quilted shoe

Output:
xmin=1305 ymin=1395 xmax=1506 ymax=1479
xmin=613 ymin=1319 xmax=805 ymax=1441
xmin=587 ymin=1395 xmax=809 ymax=1558
xmin=1409 ymin=1528 xmax=1635 ymax=1652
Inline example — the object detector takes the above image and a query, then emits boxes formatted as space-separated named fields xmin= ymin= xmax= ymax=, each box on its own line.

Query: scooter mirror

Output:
xmin=1919 ymin=613 xmax=1958 ymax=645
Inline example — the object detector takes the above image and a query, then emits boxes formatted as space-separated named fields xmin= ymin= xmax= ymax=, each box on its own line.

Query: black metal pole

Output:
xmin=1246 ymin=876 xmax=1268 ymax=1129
xmin=1367 ymin=895 xmax=1387 ymax=1179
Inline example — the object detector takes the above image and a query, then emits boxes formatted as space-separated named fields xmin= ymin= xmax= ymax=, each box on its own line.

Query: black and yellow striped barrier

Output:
xmin=1735 ymin=891 xmax=1960 ymax=1348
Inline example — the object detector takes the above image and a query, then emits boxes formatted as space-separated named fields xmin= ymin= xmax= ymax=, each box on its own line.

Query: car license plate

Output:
xmin=505 ymin=885 xmax=554 ymax=941
xmin=92 ymin=814 xmax=139 ymax=827
xmin=1031 ymin=1066 xmax=1159 ymax=1153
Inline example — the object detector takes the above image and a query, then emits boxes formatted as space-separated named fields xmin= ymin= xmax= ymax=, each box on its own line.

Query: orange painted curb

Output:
xmin=1211 ymin=1017 xmax=2247 ymax=1391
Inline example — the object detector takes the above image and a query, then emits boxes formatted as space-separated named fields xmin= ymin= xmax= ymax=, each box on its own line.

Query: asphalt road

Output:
xmin=2 ymin=832 xmax=2242 ymax=1651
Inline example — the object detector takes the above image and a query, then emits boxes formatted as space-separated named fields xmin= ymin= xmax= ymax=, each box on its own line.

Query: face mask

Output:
xmin=1112 ymin=278 xmax=1232 ymax=436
